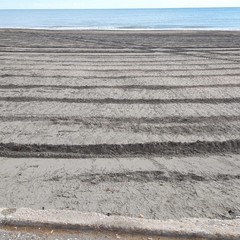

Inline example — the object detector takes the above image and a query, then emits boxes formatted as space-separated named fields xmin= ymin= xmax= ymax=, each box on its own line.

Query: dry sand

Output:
xmin=0 ymin=29 xmax=240 ymax=220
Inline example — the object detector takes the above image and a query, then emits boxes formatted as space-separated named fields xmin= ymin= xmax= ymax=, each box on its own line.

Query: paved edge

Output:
xmin=0 ymin=208 xmax=240 ymax=239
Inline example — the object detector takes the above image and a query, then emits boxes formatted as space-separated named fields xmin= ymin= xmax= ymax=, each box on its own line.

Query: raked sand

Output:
xmin=0 ymin=29 xmax=240 ymax=220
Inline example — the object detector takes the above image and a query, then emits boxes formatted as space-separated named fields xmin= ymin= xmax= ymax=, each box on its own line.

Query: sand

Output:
xmin=0 ymin=29 xmax=240 ymax=220
xmin=1 ymin=155 xmax=240 ymax=220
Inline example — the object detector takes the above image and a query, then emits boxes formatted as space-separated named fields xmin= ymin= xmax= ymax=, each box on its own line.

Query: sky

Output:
xmin=1 ymin=0 xmax=240 ymax=9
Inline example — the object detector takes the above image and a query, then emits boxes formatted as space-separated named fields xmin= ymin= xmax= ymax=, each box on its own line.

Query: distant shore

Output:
xmin=1 ymin=27 xmax=240 ymax=32
xmin=1 ymin=27 xmax=240 ymax=31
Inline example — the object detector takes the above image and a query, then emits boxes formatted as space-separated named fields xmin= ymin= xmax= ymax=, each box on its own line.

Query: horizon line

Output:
xmin=1 ymin=6 xmax=240 ymax=10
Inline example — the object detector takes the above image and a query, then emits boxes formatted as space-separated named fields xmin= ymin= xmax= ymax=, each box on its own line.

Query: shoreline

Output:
xmin=1 ymin=27 xmax=240 ymax=31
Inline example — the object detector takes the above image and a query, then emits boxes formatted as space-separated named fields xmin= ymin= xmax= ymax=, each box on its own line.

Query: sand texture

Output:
xmin=0 ymin=29 xmax=240 ymax=220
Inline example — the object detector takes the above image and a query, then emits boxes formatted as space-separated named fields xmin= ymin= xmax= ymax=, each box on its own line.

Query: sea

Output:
xmin=0 ymin=8 xmax=240 ymax=30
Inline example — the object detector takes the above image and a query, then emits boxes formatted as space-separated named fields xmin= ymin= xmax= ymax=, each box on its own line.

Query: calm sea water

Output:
xmin=0 ymin=8 xmax=240 ymax=30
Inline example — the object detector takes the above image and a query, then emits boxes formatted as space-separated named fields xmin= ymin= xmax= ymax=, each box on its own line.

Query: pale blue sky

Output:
xmin=1 ymin=0 xmax=240 ymax=9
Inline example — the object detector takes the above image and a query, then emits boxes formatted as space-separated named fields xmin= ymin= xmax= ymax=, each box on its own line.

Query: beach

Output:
xmin=0 ymin=29 xmax=240 ymax=220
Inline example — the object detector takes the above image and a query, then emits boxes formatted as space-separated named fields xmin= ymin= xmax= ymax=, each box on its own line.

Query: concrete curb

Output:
xmin=0 ymin=208 xmax=240 ymax=239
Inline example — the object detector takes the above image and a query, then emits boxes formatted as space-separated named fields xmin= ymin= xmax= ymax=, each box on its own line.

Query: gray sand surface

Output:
xmin=0 ymin=155 xmax=240 ymax=220
xmin=0 ymin=29 xmax=240 ymax=220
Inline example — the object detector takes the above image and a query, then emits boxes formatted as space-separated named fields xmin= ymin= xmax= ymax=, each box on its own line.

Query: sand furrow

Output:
xmin=2 ymin=96 xmax=240 ymax=104
xmin=1 ymin=140 xmax=240 ymax=158
xmin=1 ymin=83 xmax=240 ymax=90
